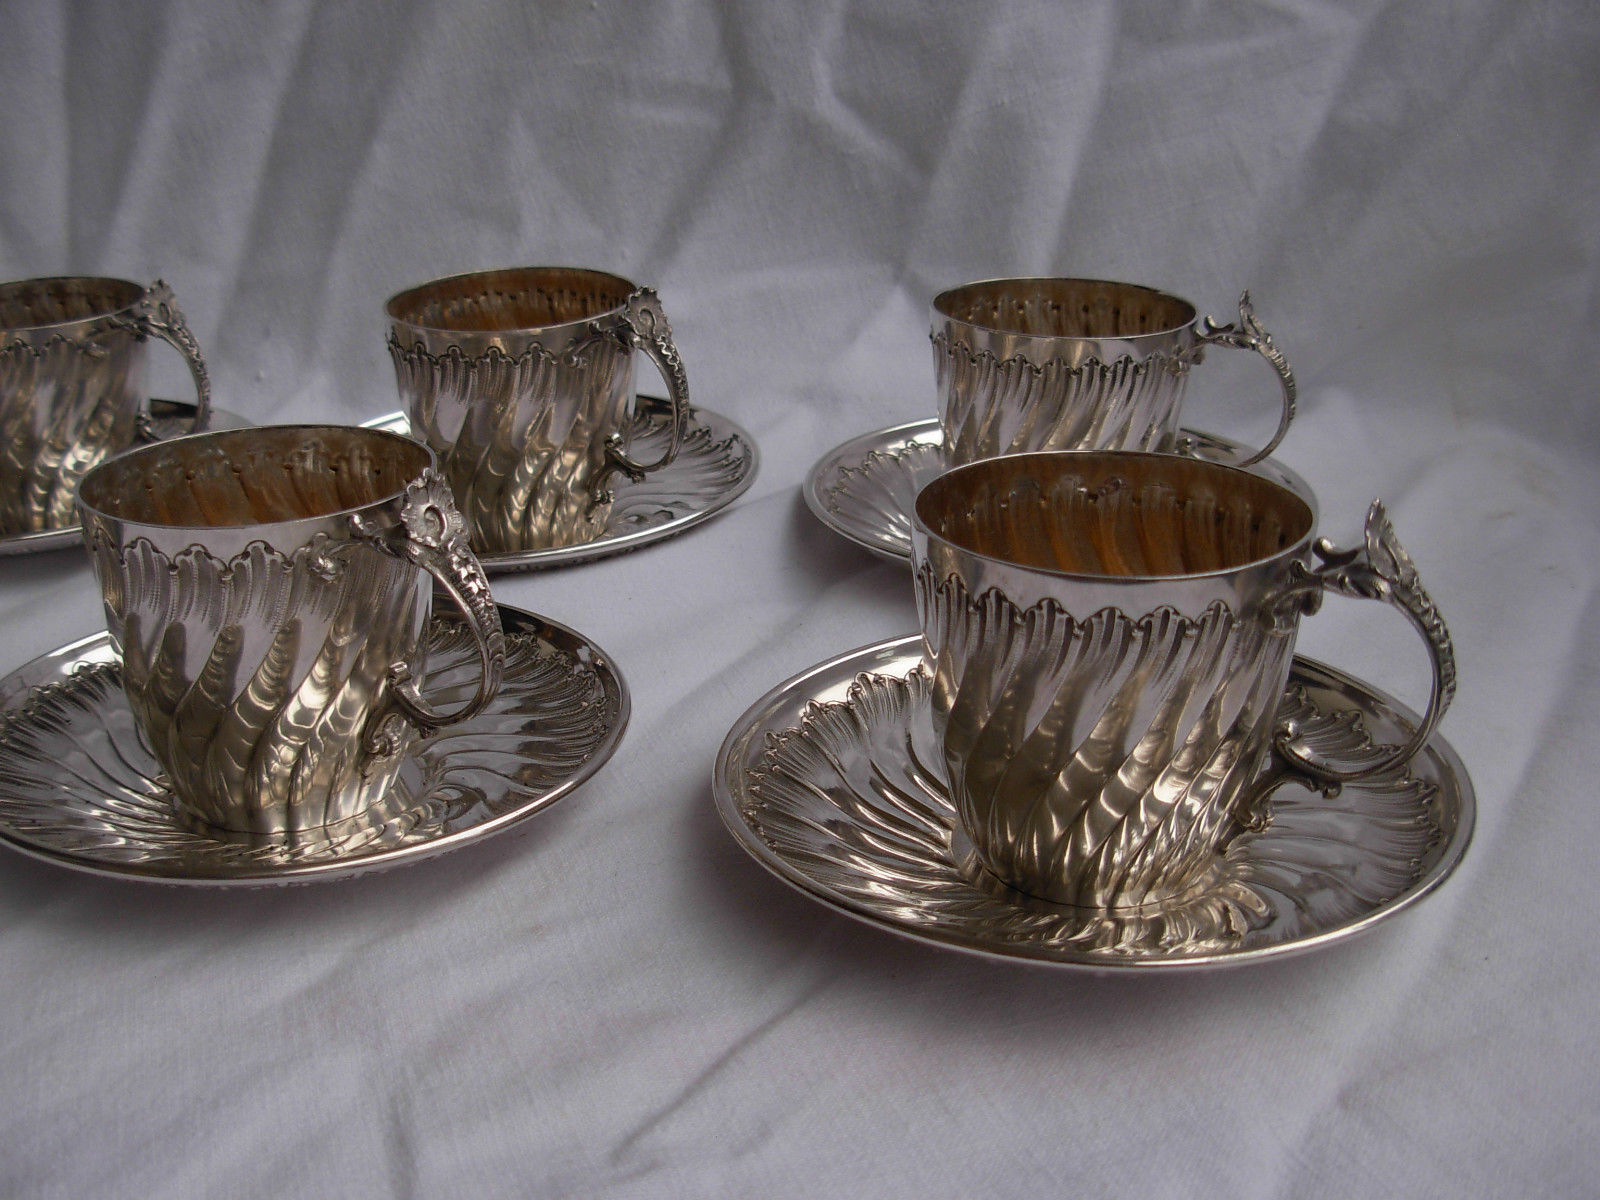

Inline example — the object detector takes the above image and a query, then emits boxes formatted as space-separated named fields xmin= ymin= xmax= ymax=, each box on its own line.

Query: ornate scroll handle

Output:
xmin=1272 ymin=500 xmax=1456 ymax=784
xmin=108 ymin=280 xmax=213 ymax=442
xmin=353 ymin=470 xmax=505 ymax=734
xmin=588 ymin=286 xmax=690 ymax=508
xmin=1191 ymin=291 xmax=1296 ymax=467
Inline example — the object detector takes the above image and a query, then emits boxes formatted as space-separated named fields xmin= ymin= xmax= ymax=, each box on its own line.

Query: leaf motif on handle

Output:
xmin=1360 ymin=501 xmax=1457 ymax=709
xmin=398 ymin=468 xmax=470 ymax=551
xmin=589 ymin=287 xmax=691 ymax=502
xmin=352 ymin=469 xmax=504 ymax=735
xmin=112 ymin=280 xmax=211 ymax=441
xmin=1195 ymin=292 xmax=1296 ymax=466
xmin=1275 ymin=500 xmax=1455 ymax=783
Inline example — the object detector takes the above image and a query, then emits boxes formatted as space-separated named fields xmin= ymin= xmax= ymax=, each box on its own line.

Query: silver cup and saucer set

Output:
xmin=0 ymin=264 xmax=761 ymax=883
xmin=719 ymin=274 xmax=1474 ymax=971
xmin=0 ymin=262 xmax=1475 ymax=972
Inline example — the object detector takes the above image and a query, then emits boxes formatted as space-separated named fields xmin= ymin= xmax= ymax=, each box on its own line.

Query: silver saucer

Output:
xmin=0 ymin=400 xmax=249 ymax=559
xmin=0 ymin=603 xmax=629 ymax=885
xmin=364 ymin=397 xmax=758 ymax=572
xmin=714 ymin=636 xmax=1473 ymax=971
xmin=803 ymin=419 xmax=1312 ymax=562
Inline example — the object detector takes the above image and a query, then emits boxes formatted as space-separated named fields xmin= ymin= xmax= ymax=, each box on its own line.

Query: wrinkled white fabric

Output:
xmin=0 ymin=1 xmax=1596 ymax=1195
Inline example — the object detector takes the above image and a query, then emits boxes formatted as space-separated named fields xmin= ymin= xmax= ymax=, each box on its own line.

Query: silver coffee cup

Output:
xmin=931 ymin=277 xmax=1295 ymax=468
xmin=76 ymin=425 xmax=505 ymax=836
xmin=911 ymin=451 xmax=1454 ymax=909
xmin=385 ymin=266 xmax=691 ymax=555
xmin=0 ymin=276 xmax=210 ymax=535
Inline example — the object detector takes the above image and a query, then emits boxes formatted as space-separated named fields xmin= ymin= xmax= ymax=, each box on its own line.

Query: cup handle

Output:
xmin=110 ymin=280 xmax=212 ymax=442
xmin=587 ymin=287 xmax=690 ymax=508
xmin=352 ymin=469 xmax=505 ymax=736
xmin=1272 ymin=500 xmax=1456 ymax=784
xmin=1186 ymin=291 xmax=1296 ymax=467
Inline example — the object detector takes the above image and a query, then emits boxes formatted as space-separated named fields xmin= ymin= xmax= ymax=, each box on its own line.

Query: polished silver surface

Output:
xmin=933 ymin=278 xmax=1294 ymax=468
xmin=386 ymin=266 xmax=692 ymax=554
xmin=714 ymin=636 xmax=1473 ymax=970
xmin=803 ymin=418 xmax=1310 ymax=563
xmin=363 ymin=397 xmax=757 ymax=571
xmin=911 ymin=451 xmax=1454 ymax=908
xmin=0 ymin=604 xmax=626 ymax=885
xmin=77 ymin=425 xmax=504 ymax=835
xmin=0 ymin=277 xmax=210 ymax=536
xmin=0 ymin=401 xmax=249 ymax=558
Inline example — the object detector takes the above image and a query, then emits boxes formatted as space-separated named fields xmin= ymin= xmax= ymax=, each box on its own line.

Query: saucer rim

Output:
xmin=801 ymin=418 xmax=942 ymax=563
xmin=363 ymin=398 xmax=759 ymax=573
xmin=0 ymin=602 xmax=631 ymax=886
xmin=712 ymin=633 xmax=1475 ymax=973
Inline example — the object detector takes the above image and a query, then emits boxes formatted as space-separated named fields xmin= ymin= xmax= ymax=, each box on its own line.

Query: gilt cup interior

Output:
xmin=385 ymin=266 xmax=634 ymax=333
xmin=915 ymin=451 xmax=1315 ymax=579
xmin=933 ymin=277 xmax=1196 ymax=340
xmin=78 ymin=426 xmax=433 ymax=529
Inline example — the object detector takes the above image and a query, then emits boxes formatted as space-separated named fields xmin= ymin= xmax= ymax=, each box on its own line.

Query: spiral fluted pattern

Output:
xmin=933 ymin=335 xmax=1188 ymax=466
xmin=390 ymin=337 xmax=630 ymax=553
xmin=916 ymin=566 xmax=1296 ymax=907
xmin=93 ymin=534 xmax=427 ymax=834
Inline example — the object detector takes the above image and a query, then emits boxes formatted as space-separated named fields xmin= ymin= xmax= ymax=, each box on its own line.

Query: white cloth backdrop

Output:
xmin=1 ymin=1 xmax=1596 ymax=1195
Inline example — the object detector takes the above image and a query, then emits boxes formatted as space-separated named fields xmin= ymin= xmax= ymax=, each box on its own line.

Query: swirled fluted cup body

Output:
xmin=0 ymin=276 xmax=210 ymax=535
xmin=386 ymin=266 xmax=691 ymax=554
xmin=932 ymin=278 xmax=1294 ymax=469
xmin=911 ymin=452 xmax=1319 ymax=909
xmin=77 ymin=427 xmax=453 ymax=836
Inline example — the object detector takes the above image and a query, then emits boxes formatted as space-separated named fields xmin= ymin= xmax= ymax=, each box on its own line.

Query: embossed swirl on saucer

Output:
xmin=0 ymin=604 xmax=628 ymax=884
xmin=714 ymin=637 xmax=1472 ymax=970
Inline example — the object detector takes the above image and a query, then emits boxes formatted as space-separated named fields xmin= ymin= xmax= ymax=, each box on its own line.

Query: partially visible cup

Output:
xmin=0 ymin=276 xmax=210 ymax=535
xmin=385 ymin=266 xmax=691 ymax=555
xmin=911 ymin=451 xmax=1454 ymax=909
xmin=931 ymin=277 xmax=1295 ymax=469
xmin=76 ymin=425 xmax=504 ymax=836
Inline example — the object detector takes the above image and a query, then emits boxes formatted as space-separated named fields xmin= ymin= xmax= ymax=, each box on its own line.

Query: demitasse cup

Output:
xmin=0 ymin=276 xmax=210 ymax=535
xmin=911 ymin=451 xmax=1455 ymax=909
xmin=931 ymin=278 xmax=1295 ymax=468
xmin=76 ymin=425 xmax=505 ymax=836
xmin=385 ymin=266 xmax=691 ymax=555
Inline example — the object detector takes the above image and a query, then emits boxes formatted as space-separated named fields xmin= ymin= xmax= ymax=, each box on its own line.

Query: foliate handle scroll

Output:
xmin=115 ymin=280 xmax=213 ymax=441
xmin=1274 ymin=500 xmax=1456 ymax=784
xmin=589 ymin=287 xmax=690 ymax=507
xmin=354 ymin=470 xmax=505 ymax=735
xmin=1195 ymin=291 xmax=1295 ymax=467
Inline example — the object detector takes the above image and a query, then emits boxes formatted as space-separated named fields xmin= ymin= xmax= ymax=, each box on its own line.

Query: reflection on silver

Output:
xmin=713 ymin=637 xmax=1473 ymax=970
xmin=385 ymin=267 xmax=691 ymax=554
xmin=0 ymin=401 xmax=249 ymax=559
xmin=364 ymin=398 xmax=757 ymax=572
xmin=932 ymin=278 xmax=1294 ymax=468
xmin=0 ymin=277 xmax=210 ymax=535
xmin=0 ymin=605 xmax=628 ymax=885
xmin=802 ymin=419 xmax=1310 ymax=563
xmin=76 ymin=426 xmax=504 ymax=836
xmin=910 ymin=452 xmax=1453 ymax=909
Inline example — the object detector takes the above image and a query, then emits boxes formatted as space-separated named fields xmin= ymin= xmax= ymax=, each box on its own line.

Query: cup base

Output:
xmin=949 ymin=825 xmax=1236 ymax=915
xmin=164 ymin=761 xmax=413 ymax=850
